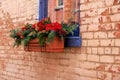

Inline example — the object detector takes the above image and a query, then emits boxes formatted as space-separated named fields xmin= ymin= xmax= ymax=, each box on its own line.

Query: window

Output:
xmin=58 ymin=0 xmax=63 ymax=6
xmin=55 ymin=0 xmax=63 ymax=10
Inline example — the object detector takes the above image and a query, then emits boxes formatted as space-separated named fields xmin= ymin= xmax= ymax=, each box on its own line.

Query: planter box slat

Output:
xmin=25 ymin=37 xmax=64 ymax=52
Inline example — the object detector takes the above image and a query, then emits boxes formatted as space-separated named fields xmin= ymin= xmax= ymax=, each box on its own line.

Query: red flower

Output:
xmin=32 ymin=23 xmax=36 ymax=29
xmin=45 ymin=24 xmax=53 ymax=31
xmin=45 ymin=22 xmax=62 ymax=31
xmin=22 ymin=27 xmax=27 ymax=31
xmin=37 ymin=21 xmax=45 ymax=31
xmin=53 ymin=22 xmax=62 ymax=30
xmin=32 ymin=22 xmax=45 ymax=31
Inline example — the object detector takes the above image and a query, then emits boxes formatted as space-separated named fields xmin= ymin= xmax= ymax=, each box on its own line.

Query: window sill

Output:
xmin=55 ymin=5 xmax=64 ymax=11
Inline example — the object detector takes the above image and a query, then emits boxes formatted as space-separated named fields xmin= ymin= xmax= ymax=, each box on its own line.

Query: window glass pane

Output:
xmin=58 ymin=0 xmax=63 ymax=6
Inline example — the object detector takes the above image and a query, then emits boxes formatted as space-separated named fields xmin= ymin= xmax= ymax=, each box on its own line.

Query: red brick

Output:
xmin=88 ymin=40 xmax=100 ymax=46
xmin=111 ymin=5 xmax=120 ymax=13
xmin=95 ymin=63 xmax=105 ymax=71
xmin=60 ymin=72 xmax=80 ymax=80
xmin=82 ymin=32 xmax=94 ymax=39
xmin=80 ymin=25 xmax=88 ymax=32
xmin=98 ymin=47 xmax=104 ymax=54
xmin=113 ymin=74 xmax=120 ymax=80
xmin=100 ymin=39 xmax=114 ymax=46
xmin=87 ymin=24 xmax=99 ymax=31
xmin=115 ymin=56 xmax=120 ymax=63
xmin=91 ymin=48 xmax=98 ymax=54
xmin=110 ymin=14 xmax=120 ymax=22
xmin=79 ymin=62 xmax=95 ymax=69
xmin=112 ymin=48 xmax=119 ymax=55
xmin=94 ymin=32 xmax=107 ymax=39
xmin=100 ymin=56 xmax=114 ymax=63
xmin=88 ymin=55 xmax=99 ymax=62
xmin=97 ymin=71 xmax=112 ymax=80
xmin=105 ymin=0 xmax=114 ymax=6
xmin=82 ymin=40 xmax=87 ymax=46
xmin=105 ymin=47 xmax=111 ymax=54
xmin=76 ymin=53 xmax=87 ymax=61
xmin=105 ymin=64 xmax=120 ymax=73
xmin=87 ymin=47 xmax=92 ymax=54
xmin=115 ymin=39 xmax=120 ymax=46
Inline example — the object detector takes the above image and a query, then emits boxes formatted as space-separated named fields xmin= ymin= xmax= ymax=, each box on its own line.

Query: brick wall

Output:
xmin=80 ymin=0 xmax=120 ymax=80
xmin=0 ymin=0 xmax=120 ymax=80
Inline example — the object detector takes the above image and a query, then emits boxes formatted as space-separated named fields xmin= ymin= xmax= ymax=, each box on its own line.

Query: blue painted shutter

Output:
xmin=39 ymin=0 xmax=48 ymax=20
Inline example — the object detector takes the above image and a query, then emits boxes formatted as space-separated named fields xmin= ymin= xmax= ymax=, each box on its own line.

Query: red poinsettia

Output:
xmin=32 ymin=18 xmax=50 ymax=31
xmin=45 ymin=22 xmax=62 ymax=31
xmin=22 ymin=27 xmax=27 ymax=31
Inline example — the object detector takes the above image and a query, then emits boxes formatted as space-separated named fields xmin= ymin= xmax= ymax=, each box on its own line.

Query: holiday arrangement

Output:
xmin=10 ymin=17 xmax=78 ymax=52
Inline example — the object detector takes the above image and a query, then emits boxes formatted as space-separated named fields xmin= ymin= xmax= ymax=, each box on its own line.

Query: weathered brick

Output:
xmin=97 ymin=71 xmax=112 ymax=80
xmin=86 ymin=9 xmax=98 ymax=17
xmin=105 ymin=64 xmax=120 ymax=73
xmin=82 ymin=40 xmax=87 ymax=46
xmin=81 ymin=18 xmax=92 ymax=24
xmin=60 ymin=72 xmax=80 ymax=80
xmin=98 ymin=47 xmax=104 ymax=54
xmin=94 ymin=32 xmax=107 ymax=39
xmin=100 ymin=56 xmax=114 ymax=63
xmin=60 ymin=59 xmax=69 ymax=66
xmin=110 ymin=14 xmax=120 ymax=22
xmin=111 ymin=5 xmax=120 ymax=14
xmin=88 ymin=40 xmax=100 ymax=46
xmin=79 ymin=62 xmax=95 ymax=69
xmin=87 ymin=24 xmax=99 ymax=31
xmin=91 ymin=48 xmax=98 ymax=54
xmin=88 ymin=54 xmax=99 ymax=62
xmin=105 ymin=47 xmax=111 ymax=54
xmin=82 ymin=32 xmax=94 ymax=39
xmin=115 ymin=56 xmax=120 ymax=63
xmin=108 ymin=31 xmax=116 ymax=38
xmin=112 ymin=48 xmax=119 ymax=55
xmin=113 ymin=74 xmax=120 ymax=80
xmin=76 ymin=53 xmax=87 ymax=61
xmin=80 ymin=25 xmax=88 ymax=32
xmin=95 ymin=63 xmax=105 ymax=71
xmin=115 ymin=39 xmax=120 ymax=46
xmin=100 ymin=39 xmax=114 ymax=46
xmin=105 ymin=0 xmax=114 ymax=6
xmin=87 ymin=47 xmax=92 ymax=54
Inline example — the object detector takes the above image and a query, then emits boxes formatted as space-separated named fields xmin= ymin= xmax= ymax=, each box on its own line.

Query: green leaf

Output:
xmin=10 ymin=29 xmax=19 ymax=38
xmin=23 ymin=29 xmax=31 ymax=36
xmin=14 ymin=38 xmax=22 ymax=47
xmin=46 ymin=31 xmax=56 ymax=44
xmin=37 ymin=32 xmax=47 ymax=46
xmin=22 ymin=36 xmax=30 ymax=46
xmin=61 ymin=22 xmax=78 ymax=35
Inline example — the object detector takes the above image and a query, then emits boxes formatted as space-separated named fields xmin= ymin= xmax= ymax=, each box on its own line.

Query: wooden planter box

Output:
xmin=24 ymin=37 xmax=64 ymax=52
xmin=46 ymin=37 xmax=64 ymax=52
